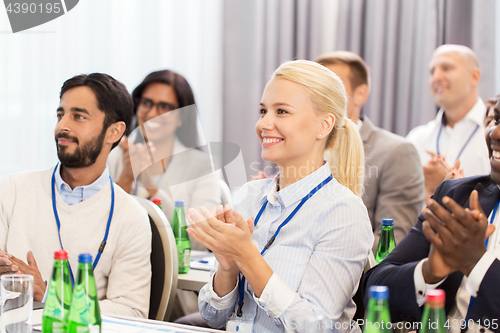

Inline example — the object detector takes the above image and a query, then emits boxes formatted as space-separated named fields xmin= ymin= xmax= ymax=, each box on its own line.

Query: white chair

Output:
xmin=219 ymin=179 xmax=234 ymax=207
xmin=132 ymin=196 xmax=178 ymax=321
xmin=365 ymin=250 xmax=377 ymax=273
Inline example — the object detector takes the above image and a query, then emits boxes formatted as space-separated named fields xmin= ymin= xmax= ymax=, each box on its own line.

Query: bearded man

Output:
xmin=0 ymin=73 xmax=152 ymax=318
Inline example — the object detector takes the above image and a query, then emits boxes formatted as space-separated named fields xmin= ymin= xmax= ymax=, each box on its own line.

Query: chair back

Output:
xmin=219 ymin=179 xmax=234 ymax=207
xmin=133 ymin=196 xmax=178 ymax=321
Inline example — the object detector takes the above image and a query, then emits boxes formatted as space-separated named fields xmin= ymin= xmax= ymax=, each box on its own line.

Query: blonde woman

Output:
xmin=188 ymin=60 xmax=374 ymax=332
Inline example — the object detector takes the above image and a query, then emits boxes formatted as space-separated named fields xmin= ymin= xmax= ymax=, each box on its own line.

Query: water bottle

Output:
xmin=364 ymin=286 xmax=392 ymax=333
xmin=66 ymin=254 xmax=101 ymax=333
xmin=420 ymin=289 xmax=446 ymax=333
xmin=171 ymin=200 xmax=191 ymax=274
xmin=375 ymin=219 xmax=396 ymax=263
xmin=151 ymin=198 xmax=162 ymax=210
xmin=42 ymin=250 xmax=72 ymax=333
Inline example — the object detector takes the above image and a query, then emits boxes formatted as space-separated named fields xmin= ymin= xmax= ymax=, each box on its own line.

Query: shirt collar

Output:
xmin=438 ymin=98 xmax=486 ymax=128
xmin=356 ymin=118 xmax=363 ymax=131
xmin=54 ymin=163 xmax=110 ymax=201
xmin=259 ymin=161 xmax=332 ymax=208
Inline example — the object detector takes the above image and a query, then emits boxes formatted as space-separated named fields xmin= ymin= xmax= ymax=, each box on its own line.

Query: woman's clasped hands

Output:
xmin=186 ymin=204 xmax=255 ymax=271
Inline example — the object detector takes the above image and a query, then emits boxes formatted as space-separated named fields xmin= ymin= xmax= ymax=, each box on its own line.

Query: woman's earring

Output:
xmin=319 ymin=134 xmax=322 ymax=137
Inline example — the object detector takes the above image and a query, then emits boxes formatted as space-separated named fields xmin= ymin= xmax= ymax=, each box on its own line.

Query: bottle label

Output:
xmin=75 ymin=325 xmax=100 ymax=332
xmin=52 ymin=322 xmax=65 ymax=333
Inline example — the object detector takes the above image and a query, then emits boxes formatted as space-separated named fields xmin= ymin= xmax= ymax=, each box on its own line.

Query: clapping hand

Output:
xmin=186 ymin=205 xmax=255 ymax=264
xmin=422 ymin=190 xmax=496 ymax=283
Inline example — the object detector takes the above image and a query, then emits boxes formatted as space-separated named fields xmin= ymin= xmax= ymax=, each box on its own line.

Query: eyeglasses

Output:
xmin=137 ymin=97 xmax=179 ymax=115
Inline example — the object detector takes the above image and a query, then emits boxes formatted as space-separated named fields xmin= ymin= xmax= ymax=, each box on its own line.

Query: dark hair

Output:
xmin=315 ymin=51 xmax=371 ymax=91
xmin=60 ymin=73 xmax=133 ymax=150
xmin=132 ymin=70 xmax=199 ymax=148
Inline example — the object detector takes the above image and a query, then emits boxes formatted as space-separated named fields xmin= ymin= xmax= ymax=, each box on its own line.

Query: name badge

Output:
xmin=227 ymin=314 xmax=254 ymax=333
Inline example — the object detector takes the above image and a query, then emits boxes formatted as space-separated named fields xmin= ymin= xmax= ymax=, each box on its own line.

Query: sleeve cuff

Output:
xmin=465 ymin=251 xmax=496 ymax=297
xmin=252 ymin=273 xmax=295 ymax=319
xmin=414 ymin=259 xmax=447 ymax=307
xmin=204 ymin=271 xmax=239 ymax=310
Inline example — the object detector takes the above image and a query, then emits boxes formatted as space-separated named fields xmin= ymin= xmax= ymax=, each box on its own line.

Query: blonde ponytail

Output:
xmin=324 ymin=118 xmax=364 ymax=196
xmin=273 ymin=60 xmax=365 ymax=196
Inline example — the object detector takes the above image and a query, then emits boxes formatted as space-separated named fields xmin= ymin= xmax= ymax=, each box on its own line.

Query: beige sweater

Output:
xmin=0 ymin=168 xmax=152 ymax=318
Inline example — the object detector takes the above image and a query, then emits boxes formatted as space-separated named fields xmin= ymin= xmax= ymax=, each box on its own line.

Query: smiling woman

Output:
xmin=107 ymin=70 xmax=221 ymax=245
xmin=188 ymin=60 xmax=374 ymax=332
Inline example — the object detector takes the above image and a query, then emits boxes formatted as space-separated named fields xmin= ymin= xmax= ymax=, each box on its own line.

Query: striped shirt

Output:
xmin=199 ymin=162 xmax=374 ymax=332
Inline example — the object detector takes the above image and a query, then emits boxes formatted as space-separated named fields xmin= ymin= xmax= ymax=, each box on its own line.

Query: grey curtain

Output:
xmin=336 ymin=0 xmax=498 ymax=136
xmin=222 ymin=0 xmax=498 ymax=176
xmin=222 ymin=0 xmax=329 ymax=179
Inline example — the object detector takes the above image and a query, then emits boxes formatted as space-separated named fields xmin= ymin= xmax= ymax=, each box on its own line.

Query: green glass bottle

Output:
xmin=420 ymin=289 xmax=446 ymax=333
xmin=42 ymin=250 xmax=73 ymax=333
xmin=171 ymin=200 xmax=191 ymax=274
xmin=364 ymin=286 xmax=392 ymax=333
xmin=66 ymin=254 xmax=101 ymax=333
xmin=151 ymin=198 xmax=162 ymax=210
xmin=375 ymin=219 xmax=396 ymax=264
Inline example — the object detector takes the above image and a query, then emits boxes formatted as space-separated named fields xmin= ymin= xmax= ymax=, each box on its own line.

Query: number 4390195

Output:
xmin=6 ymin=3 xmax=61 ymax=14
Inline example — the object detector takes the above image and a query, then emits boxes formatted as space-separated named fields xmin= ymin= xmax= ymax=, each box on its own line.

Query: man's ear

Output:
xmin=352 ymin=84 xmax=369 ymax=108
xmin=106 ymin=121 xmax=126 ymax=144
xmin=471 ymin=68 xmax=481 ymax=87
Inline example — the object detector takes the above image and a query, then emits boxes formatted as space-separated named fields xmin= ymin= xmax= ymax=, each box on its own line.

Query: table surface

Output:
xmin=177 ymin=251 xmax=213 ymax=292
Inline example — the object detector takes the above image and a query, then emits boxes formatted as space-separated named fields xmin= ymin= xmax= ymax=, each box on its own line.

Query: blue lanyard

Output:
xmin=236 ymin=174 xmax=333 ymax=317
xmin=467 ymin=199 xmax=498 ymax=314
xmin=436 ymin=123 xmax=479 ymax=162
xmin=51 ymin=164 xmax=115 ymax=285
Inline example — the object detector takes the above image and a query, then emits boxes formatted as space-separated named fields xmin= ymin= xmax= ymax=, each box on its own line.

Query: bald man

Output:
xmin=407 ymin=44 xmax=490 ymax=199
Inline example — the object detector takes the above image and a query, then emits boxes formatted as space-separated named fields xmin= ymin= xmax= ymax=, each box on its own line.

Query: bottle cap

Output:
xmin=368 ymin=285 xmax=389 ymax=300
xmin=175 ymin=200 xmax=185 ymax=207
xmin=54 ymin=249 xmax=68 ymax=260
xmin=78 ymin=253 xmax=92 ymax=264
xmin=425 ymin=289 xmax=445 ymax=306
xmin=151 ymin=198 xmax=162 ymax=206
xmin=382 ymin=219 xmax=393 ymax=226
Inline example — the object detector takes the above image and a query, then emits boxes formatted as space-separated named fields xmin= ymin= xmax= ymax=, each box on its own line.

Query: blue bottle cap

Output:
xmin=369 ymin=285 xmax=389 ymax=300
xmin=78 ymin=253 xmax=92 ymax=264
xmin=174 ymin=200 xmax=185 ymax=207
xmin=382 ymin=219 xmax=393 ymax=226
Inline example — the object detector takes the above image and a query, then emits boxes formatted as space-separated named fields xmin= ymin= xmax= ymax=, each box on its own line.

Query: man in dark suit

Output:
xmin=363 ymin=98 xmax=500 ymax=332
xmin=316 ymin=51 xmax=425 ymax=251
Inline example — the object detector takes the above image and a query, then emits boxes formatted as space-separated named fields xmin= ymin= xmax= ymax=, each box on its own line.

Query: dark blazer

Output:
xmin=362 ymin=175 xmax=500 ymax=332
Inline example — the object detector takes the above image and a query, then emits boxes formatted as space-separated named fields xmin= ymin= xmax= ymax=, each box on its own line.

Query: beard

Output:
xmin=55 ymin=128 xmax=106 ymax=168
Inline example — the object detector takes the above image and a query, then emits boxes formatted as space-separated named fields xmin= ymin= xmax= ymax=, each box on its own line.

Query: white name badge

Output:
xmin=227 ymin=314 xmax=254 ymax=333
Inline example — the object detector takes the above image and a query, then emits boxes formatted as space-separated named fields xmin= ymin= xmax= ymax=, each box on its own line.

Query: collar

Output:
xmin=259 ymin=161 xmax=332 ymax=208
xmin=438 ymin=98 xmax=486 ymax=128
xmin=356 ymin=118 xmax=363 ymax=131
xmin=54 ymin=163 xmax=110 ymax=202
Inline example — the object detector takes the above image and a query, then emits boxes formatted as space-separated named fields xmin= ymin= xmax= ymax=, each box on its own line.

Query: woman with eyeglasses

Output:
xmin=107 ymin=70 xmax=221 ymax=241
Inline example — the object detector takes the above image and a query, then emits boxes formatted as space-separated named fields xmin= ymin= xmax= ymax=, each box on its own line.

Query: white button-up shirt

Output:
xmin=407 ymin=99 xmax=490 ymax=177
xmin=198 ymin=162 xmax=373 ymax=332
